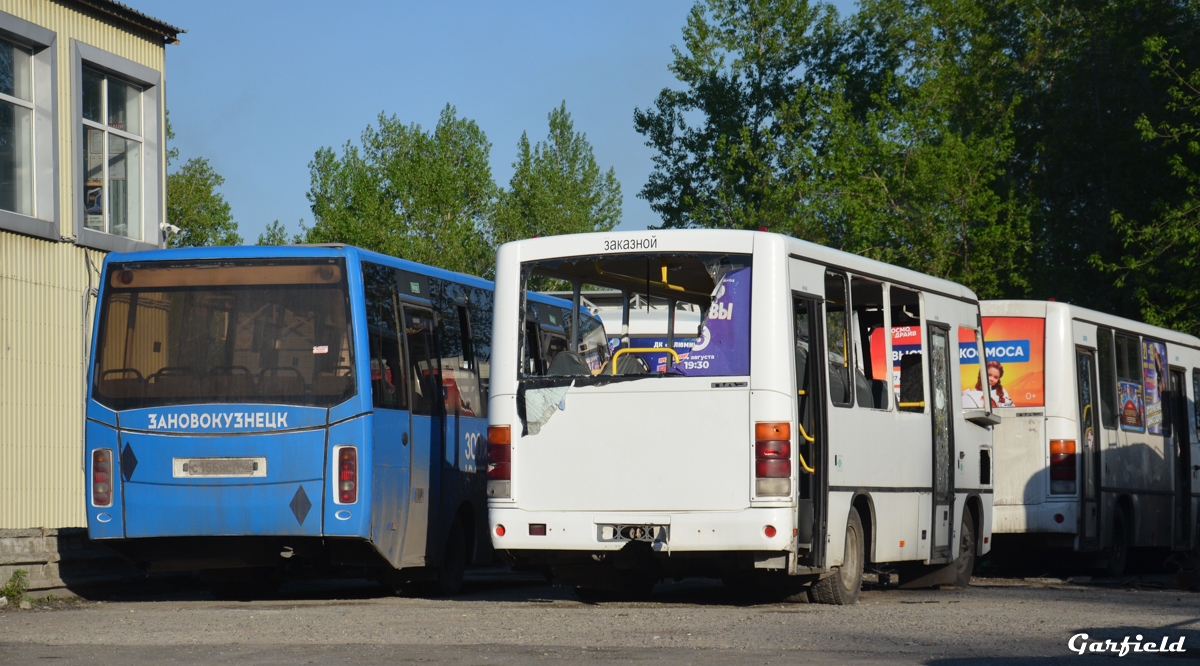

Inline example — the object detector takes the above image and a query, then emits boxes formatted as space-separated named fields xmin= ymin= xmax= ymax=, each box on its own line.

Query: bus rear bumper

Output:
xmin=993 ymin=501 xmax=1078 ymax=535
xmin=487 ymin=507 xmax=795 ymax=552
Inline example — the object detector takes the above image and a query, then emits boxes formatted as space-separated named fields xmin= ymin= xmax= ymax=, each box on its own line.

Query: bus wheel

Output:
xmin=431 ymin=517 xmax=467 ymax=597
xmin=808 ymin=510 xmax=863 ymax=605
xmin=954 ymin=511 xmax=977 ymax=588
xmin=1104 ymin=509 xmax=1131 ymax=578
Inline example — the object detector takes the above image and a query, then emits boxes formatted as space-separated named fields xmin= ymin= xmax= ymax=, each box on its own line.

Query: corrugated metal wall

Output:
xmin=0 ymin=0 xmax=167 ymax=529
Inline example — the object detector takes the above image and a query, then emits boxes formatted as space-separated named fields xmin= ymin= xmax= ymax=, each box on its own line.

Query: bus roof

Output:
xmin=104 ymin=244 xmax=575 ymax=309
xmin=983 ymin=300 xmax=1200 ymax=348
xmin=500 ymin=229 xmax=980 ymax=303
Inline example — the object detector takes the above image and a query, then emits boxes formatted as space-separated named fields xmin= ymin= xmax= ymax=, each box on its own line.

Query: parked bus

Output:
xmin=982 ymin=301 xmax=1200 ymax=575
xmin=485 ymin=230 xmax=996 ymax=604
xmin=83 ymin=244 xmax=605 ymax=599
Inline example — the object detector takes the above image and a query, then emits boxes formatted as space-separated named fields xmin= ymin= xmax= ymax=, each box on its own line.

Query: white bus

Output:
xmin=983 ymin=301 xmax=1200 ymax=575
xmin=485 ymin=230 xmax=996 ymax=604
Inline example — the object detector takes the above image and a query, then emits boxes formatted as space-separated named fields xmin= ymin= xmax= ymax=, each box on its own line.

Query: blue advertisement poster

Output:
xmin=1119 ymin=380 xmax=1144 ymax=431
xmin=675 ymin=266 xmax=751 ymax=376
xmin=1142 ymin=340 xmax=1167 ymax=435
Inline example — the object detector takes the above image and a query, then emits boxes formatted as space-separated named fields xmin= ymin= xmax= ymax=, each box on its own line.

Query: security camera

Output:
xmin=160 ymin=222 xmax=181 ymax=235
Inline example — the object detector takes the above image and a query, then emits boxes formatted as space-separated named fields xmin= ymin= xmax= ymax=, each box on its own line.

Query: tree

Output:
xmin=493 ymin=102 xmax=623 ymax=244
xmin=164 ymin=113 xmax=241 ymax=248
xmin=304 ymin=105 xmax=497 ymax=277
xmin=1098 ymin=36 xmax=1200 ymax=335
xmin=257 ymin=219 xmax=298 ymax=245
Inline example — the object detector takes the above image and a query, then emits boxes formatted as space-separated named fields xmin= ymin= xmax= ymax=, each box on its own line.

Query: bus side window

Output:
xmin=468 ymin=287 xmax=493 ymax=405
xmin=850 ymin=276 xmax=888 ymax=410
xmin=430 ymin=278 xmax=483 ymax=419
xmin=959 ymin=327 xmax=986 ymax=410
xmin=362 ymin=262 xmax=406 ymax=411
xmin=1115 ymin=333 xmax=1144 ymax=429
xmin=891 ymin=286 xmax=924 ymax=413
xmin=403 ymin=308 xmax=440 ymax=416
xmin=824 ymin=271 xmax=852 ymax=407
xmin=1096 ymin=328 xmax=1118 ymax=428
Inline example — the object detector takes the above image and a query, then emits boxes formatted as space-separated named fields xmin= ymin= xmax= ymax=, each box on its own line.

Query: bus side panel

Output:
xmin=872 ymin=492 xmax=921 ymax=563
xmin=85 ymin=420 xmax=124 ymax=539
xmin=825 ymin=491 xmax=854 ymax=568
xmin=440 ymin=412 xmax=489 ymax=564
xmin=121 ymin=429 xmax=328 ymax=538
xmin=992 ymin=414 xmax=1046 ymax=532
xmin=326 ymin=414 xmax=372 ymax=541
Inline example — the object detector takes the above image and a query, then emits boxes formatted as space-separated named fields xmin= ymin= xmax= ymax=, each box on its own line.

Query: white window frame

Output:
xmin=0 ymin=11 xmax=58 ymax=241
xmin=73 ymin=40 xmax=162 ymax=253
xmin=81 ymin=68 xmax=144 ymax=241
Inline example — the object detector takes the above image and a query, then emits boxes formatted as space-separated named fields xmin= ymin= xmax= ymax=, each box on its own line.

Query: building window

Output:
xmin=82 ymin=68 xmax=142 ymax=240
xmin=0 ymin=38 xmax=33 ymax=217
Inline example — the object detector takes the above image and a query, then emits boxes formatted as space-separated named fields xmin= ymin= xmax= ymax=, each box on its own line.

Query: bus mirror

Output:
xmin=964 ymin=410 xmax=1000 ymax=427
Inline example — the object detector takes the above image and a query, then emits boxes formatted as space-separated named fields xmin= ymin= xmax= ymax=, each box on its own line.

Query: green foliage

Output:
xmin=304 ymin=105 xmax=498 ymax=277
xmin=493 ymin=102 xmax=623 ymax=244
xmin=2 ymin=569 xmax=29 ymax=605
xmin=257 ymin=219 xmax=301 ymax=246
xmin=166 ymin=157 xmax=242 ymax=248
xmin=1097 ymin=36 xmax=1200 ymax=335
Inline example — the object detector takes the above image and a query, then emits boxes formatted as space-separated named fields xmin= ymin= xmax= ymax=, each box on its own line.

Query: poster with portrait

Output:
xmin=957 ymin=328 xmax=988 ymax=408
xmin=1142 ymin=340 xmax=1167 ymax=435
xmin=1120 ymin=380 xmax=1144 ymax=430
xmin=978 ymin=317 xmax=1046 ymax=407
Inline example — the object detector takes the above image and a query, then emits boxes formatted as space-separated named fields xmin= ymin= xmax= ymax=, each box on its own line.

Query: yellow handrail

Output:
xmin=610 ymin=347 xmax=681 ymax=374
xmin=594 ymin=262 xmax=711 ymax=298
xmin=797 ymin=420 xmax=815 ymax=443
xmin=797 ymin=451 xmax=816 ymax=474
xmin=898 ymin=401 xmax=925 ymax=408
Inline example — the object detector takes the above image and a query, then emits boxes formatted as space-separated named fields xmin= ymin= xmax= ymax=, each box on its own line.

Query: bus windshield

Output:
xmin=91 ymin=258 xmax=356 ymax=410
xmin=521 ymin=252 xmax=751 ymax=381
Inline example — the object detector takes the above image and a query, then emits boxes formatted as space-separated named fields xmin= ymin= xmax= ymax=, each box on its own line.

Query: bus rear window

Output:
xmin=92 ymin=259 xmax=355 ymax=410
xmin=980 ymin=317 xmax=1045 ymax=407
xmin=521 ymin=253 xmax=751 ymax=380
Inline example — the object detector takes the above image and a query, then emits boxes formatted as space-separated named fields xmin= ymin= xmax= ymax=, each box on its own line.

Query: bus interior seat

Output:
xmin=314 ymin=368 xmax=354 ymax=396
xmin=899 ymin=353 xmax=924 ymax=411
xmin=99 ymin=369 xmax=145 ymax=399
xmin=600 ymin=352 xmax=649 ymax=376
xmin=146 ymin=368 xmax=200 ymax=398
xmin=546 ymin=350 xmax=591 ymax=376
xmin=206 ymin=366 xmax=256 ymax=398
xmin=828 ymin=358 xmax=851 ymax=404
xmin=260 ymin=367 xmax=306 ymax=396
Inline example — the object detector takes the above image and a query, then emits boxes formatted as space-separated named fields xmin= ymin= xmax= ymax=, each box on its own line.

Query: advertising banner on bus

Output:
xmin=958 ymin=328 xmax=987 ymax=408
xmin=1120 ymin=380 xmax=1145 ymax=430
xmin=676 ymin=266 xmax=751 ymax=376
xmin=868 ymin=326 xmax=921 ymax=393
xmin=1143 ymin=339 xmax=1168 ymax=435
xmin=979 ymin=317 xmax=1046 ymax=407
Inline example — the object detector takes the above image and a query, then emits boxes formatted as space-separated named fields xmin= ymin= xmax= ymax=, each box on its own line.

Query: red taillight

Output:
xmin=495 ymin=524 xmax=506 ymax=537
xmin=764 ymin=525 xmax=777 ymax=538
xmin=487 ymin=426 xmax=511 ymax=481
xmin=337 ymin=446 xmax=357 ymax=503
xmin=1049 ymin=439 xmax=1076 ymax=480
xmin=92 ymin=449 xmax=113 ymax=507
xmin=755 ymin=423 xmax=792 ymax=479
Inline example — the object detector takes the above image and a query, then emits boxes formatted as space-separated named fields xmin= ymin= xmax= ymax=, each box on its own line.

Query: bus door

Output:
xmin=1169 ymin=368 xmax=1193 ymax=550
xmin=793 ymin=294 xmax=826 ymax=568
xmin=399 ymin=305 xmax=443 ymax=567
xmin=928 ymin=325 xmax=955 ymax=562
xmin=1075 ymin=348 xmax=1101 ymax=549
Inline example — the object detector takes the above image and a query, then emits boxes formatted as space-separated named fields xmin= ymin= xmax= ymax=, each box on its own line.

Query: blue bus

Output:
xmin=84 ymin=244 xmax=603 ymax=599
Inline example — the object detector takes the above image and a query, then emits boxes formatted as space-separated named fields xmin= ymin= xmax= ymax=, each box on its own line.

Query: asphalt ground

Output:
xmin=1 ymin=568 xmax=1198 ymax=665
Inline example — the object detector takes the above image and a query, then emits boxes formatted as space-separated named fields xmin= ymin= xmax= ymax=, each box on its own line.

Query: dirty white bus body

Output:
xmin=983 ymin=301 xmax=1200 ymax=575
xmin=485 ymin=230 xmax=996 ymax=604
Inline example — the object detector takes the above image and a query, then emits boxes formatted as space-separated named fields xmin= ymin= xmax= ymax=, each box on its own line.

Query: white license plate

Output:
xmin=172 ymin=457 xmax=266 ymax=478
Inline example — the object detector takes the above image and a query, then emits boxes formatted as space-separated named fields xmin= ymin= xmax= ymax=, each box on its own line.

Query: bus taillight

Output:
xmin=755 ymin=422 xmax=791 ymax=497
xmin=337 ymin=446 xmax=357 ymax=504
xmin=92 ymin=449 xmax=113 ymax=507
xmin=487 ymin=426 xmax=511 ymax=498
xmin=1049 ymin=439 xmax=1076 ymax=494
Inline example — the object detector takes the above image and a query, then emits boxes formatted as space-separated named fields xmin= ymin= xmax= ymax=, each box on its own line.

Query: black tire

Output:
xmin=1104 ymin=508 xmax=1131 ymax=578
xmin=954 ymin=511 xmax=977 ymax=589
xmin=808 ymin=510 xmax=864 ymax=605
xmin=432 ymin=517 xmax=467 ymax=597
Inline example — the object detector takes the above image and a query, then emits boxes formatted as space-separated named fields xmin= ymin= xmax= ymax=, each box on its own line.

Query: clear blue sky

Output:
xmin=137 ymin=1 xmax=858 ymax=244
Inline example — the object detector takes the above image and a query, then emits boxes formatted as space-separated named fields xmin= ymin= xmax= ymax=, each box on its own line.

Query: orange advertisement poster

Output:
xmin=977 ymin=317 xmax=1046 ymax=407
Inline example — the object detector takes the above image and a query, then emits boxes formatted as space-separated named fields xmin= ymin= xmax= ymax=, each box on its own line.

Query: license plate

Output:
xmin=172 ymin=457 xmax=267 ymax=478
